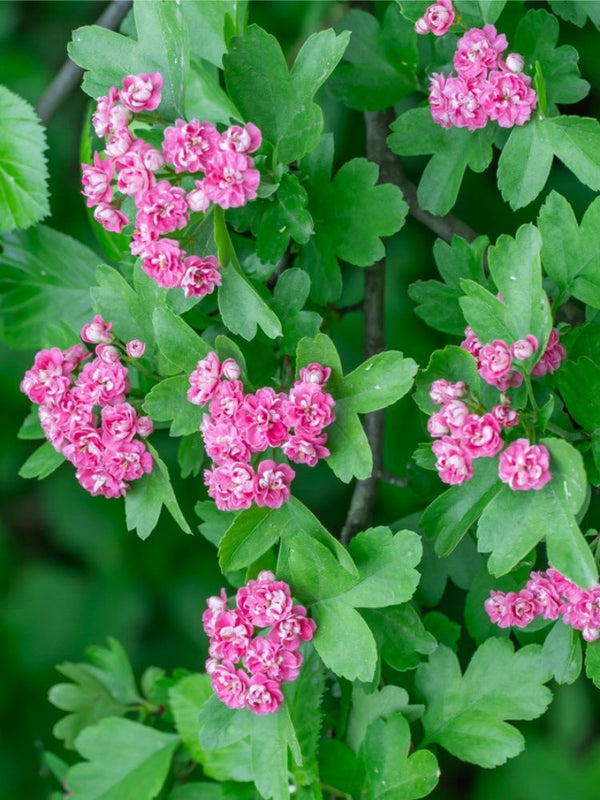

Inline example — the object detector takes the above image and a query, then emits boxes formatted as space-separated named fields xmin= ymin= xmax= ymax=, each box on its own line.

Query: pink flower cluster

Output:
xmin=20 ymin=315 xmax=153 ymax=499
xmin=188 ymin=355 xmax=335 ymax=511
xmin=203 ymin=571 xmax=316 ymax=714
xmin=486 ymin=567 xmax=600 ymax=642
xmin=83 ymin=71 xmax=262 ymax=295
xmin=428 ymin=23 xmax=537 ymax=130
xmin=414 ymin=0 xmax=455 ymax=37
xmin=462 ymin=327 xmax=566 ymax=388
xmin=428 ymin=379 xmax=516 ymax=485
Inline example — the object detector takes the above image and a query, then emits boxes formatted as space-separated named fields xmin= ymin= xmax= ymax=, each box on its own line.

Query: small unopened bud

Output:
xmin=136 ymin=416 xmax=154 ymax=437
xmin=221 ymin=358 xmax=241 ymax=380
xmin=143 ymin=148 xmax=164 ymax=171
xmin=96 ymin=344 xmax=120 ymax=364
xmin=505 ymin=52 xmax=525 ymax=73
xmin=414 ymin=16 xmax=429 ymax=34
xmin=511 ymin=335 xmax=538 ymax=360
xmin=126 ymin=339 xmax=146 ymax=358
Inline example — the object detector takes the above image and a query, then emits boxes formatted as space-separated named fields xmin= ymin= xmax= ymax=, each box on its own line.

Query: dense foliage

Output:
xmin=3 ymin=1 xmax=600 ymax=798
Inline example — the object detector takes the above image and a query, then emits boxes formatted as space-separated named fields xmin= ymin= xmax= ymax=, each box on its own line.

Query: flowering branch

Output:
xmin=35 ymin=0 xmax=132 ymax=126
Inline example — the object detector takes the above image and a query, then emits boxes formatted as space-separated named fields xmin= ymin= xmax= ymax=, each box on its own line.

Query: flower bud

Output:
xmin=221 ymin=358 xmax=241 ymax=380
xmin=96 ymin=344 xmax=120 ymax=364
xmin=505 ymin=52 xmax=525 ymax=73
xmin=126 ymin=339 xmax=146 ymax=358
xmin=414 ymin=16 xmax=429 ymax=34
xmin=511 ymin=335 xmax=538 ymax=361
xmin=136 ymin=416 xmax=154 ymax=437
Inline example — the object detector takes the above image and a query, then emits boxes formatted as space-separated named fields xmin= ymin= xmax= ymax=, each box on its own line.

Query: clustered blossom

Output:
xmin=424 ymin=9 xmax=537 ymax=131
xmin=83 ymin=71 xmax=262 ymax=295
xmin=188 ymin=355 xmax=335 ymax=511
xmin=203 ymin=571 xmax=316 ymax=714
xmin=462 ymin=326 xmax=566 ymax=388
xmin=20 ymin=316 xmax=153 ymax=499
xmin=486 ymin=567 xmax=600 ymax=643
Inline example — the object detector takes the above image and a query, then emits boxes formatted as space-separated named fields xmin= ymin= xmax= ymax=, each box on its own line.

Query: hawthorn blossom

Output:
xmin=498 ymin=438 xmax=551 ymax=491
xmin=432 ymin=436 xmax=473 ymax=485
xmin=120 ymin=72 xmax=163 ymax=112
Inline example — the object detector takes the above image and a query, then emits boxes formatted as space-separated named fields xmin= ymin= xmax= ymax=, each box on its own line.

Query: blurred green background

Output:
xmin=2 ymin=1 xmax=600 ymax=797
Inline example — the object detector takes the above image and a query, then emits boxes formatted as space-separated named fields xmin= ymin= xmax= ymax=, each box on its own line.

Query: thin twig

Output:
xmin=35 ymin=0 xmax=133 ymax=126
xmin=377 ymin=470 xmax=408 ymax=488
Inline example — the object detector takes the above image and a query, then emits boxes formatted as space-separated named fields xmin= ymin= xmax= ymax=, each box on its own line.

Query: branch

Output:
xmin=35 ymin=0 xmax=133 ymax=126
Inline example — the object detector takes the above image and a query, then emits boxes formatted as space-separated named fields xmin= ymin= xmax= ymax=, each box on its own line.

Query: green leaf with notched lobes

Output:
xmin=19 ymin=442 xmax=65 ymax=480
xmin=143 ymin=376 xmax=204 ymax=437
xmin=388 ymin=107 xmax=494 ymax=216
xmin=0 ymin=85 xmax=49 ymax=233
xmin=66 ymin=718 xmax=179 ymax=800
xmin=256 ymin=174 xmax=314 ymax=265
xmin=417 ymin=640 xmax=552 ymax=768
xmin=153 ymin=308 xmax=210 ymax=374
xmin=270 ymin=269 xmax=322 ymax=356
xmin=362 ymin=714 xmax=440 ymax=800
xmin=330 ymin=5 xmax=418 ymax=111
xmin=224 ymin=26 xmax=349 ymax=164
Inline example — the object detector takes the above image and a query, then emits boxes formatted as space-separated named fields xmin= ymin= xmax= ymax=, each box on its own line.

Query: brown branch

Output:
xmin=35 ymin=0 xmax=133 ymax=126
xmin=377 ymin=470 xmax=408 ymax=489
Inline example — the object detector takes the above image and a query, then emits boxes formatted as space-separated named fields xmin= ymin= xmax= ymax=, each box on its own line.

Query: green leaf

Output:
xmin=19 ymin=442 xmax=64 ymax=480
xmin=91 ymin=265 xmax=154 ymax=344
xmin=215 ymin=207 xmax=282 ymax=341
xmin=330 ymin=6 xmax=417 ymax=111
xmin=542 ymin=620 xmax=582 ymax=685
xmin=413 ymin=345 xmax=479 ymax=415
xmin=538 ymin=193 xmax=600 ymax=308
xmin=182 ymin=0 xmax=247 ymax=68
xmin=460 ymin=224 xmax=552 ymax=346
xmin=548 ymin=0 xmax=600 ymax=28
xmin=0 ymin=85 xmax=49 ymax=233
xmin=298 ymin=138 xmax=408 ymax=303
xmin=257 ymin=174 xmax=314 ymax=264
xmin=0 ymin=225 xmax=97 ymax=349
xmin=498 ymin=116 xmax=600 ymax=210
xmin=409 ymin=235 xmax=489 ymax=337
xmin=585 ymin=640 xmax=600 ymax=689
xmin=477 ymin=438 xmax=598 ymax=587
xmin=124 ymin=441 xmax=192 ymax=539
xmin=143 ymin=376 xmax=204 ymax=437
xmin=153 ymin=307 xmax=210 ymax=374
xmin=66 ymin=717 xmax=179 ymax=800
xmin=219 ymin=505 xmax=289 ymax=572
xmin=514 ymin=9 xmax=589 ymax=112
xmin=417 ymin=640 xmax=552 ymax=767
xmin=313 ymin=597 xmax=378 ymax=682
xmin=69 ymin=2 xmax=189 ymax=118
xmin=319 ymin=740 xmax=365 ymax=798
xmin=557 ymin=357 xmax=600 ymax=431
xmin=453 ymin=1 xmax=507 ymax=25
xmin=346 ymin=684 xmax=413 ymax=754
xmin=363 ymin=604 xmax=437 ymax=671
xmin=270 ymin=268 xmax=322 ymax=356
xmin=297 ymin=334 xmax=417 ymax=481
xmin=389 ymin=107 xmax=494 ymax=216
xmin=250 ymin=706 xmax=301 ymax=800
xmin=17 ymin=409 xmax=44 ymax=440
xmin=420 ymin=457 xmax=502 ymax=556
xmin=224 ymin=25 xmax=349 ymax=164
xmin=362 ymin=714 xmax=440 ymax=800
xmin=49 ymin=638 xmax=140 ymax=749
xmin=195 ymin=500 xmax=235 ymax=547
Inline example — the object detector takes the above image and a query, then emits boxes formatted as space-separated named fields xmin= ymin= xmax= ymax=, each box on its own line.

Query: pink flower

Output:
xmin=101 ymin=402 xmax=138 ymax=443
xmin=485 ymin=590 xmax=541 ymax=628
xmin=432 ymin=436 xmax=473 ymax=485
xmin=238 ymin=388 xmax=288 ymax=451
xmin=202 ymin=588 xmax=229 ymax=637
xmin=141 ymin=238 xmax=186 ymax=289
xmin=115 ymin=151 xmax=155 ymax=200
xmin=63 ymin=425 xmax=104 ymax=468
xmin=254 ymin=460 xmax=295 ymax=509
xmin=93 ymin=203 xmax=128 ymax=233
xmin=511 ymin=335 xmax=538 ymax=361
xmin=201 ymin=417 xmax=251 ymax=465
xmin=204 ymin=461 xmax=255 ymax=511
xmin=236 ymin=570 xmax=293 ymax=627
xmin=485 ymin=591 xmax=513 ymax=627
xmin=424 ymin=0 xmax=455 ymax=36
xmin=245 ymin=673 xmax=283 ymax=715
xmin=209 ymin=380 xmax=245 ymax=422
xmin=547 ymin=567 xmax=580 ymax=603
xmin=429 ymin=72 xmax=451 ymax=129
xmin=439 ymin=399 xmax=470 ymax=434
xmin=299 ymin=362 xmax=331 ymax=386
xmin=76 ymin=463 xmax=126 ymax=499
xmin=481 ymin=70 xmax=537 ymax=128
xmin=219 ymin=123 xmax=262 ymax=154
xmin=136 ymin=416 xmax=154 ymax=437
xmin=203 ymin=150 xmax=260 ymax=209
xmin=75 ymin=358 xmax=129 ymax=406
xmin=477 ymin=339 xmax=513 ymax=386
xmin=461 ymin=326 xmax=483 ymax=359
xmin=63 ymin=344 xmax=90 ymax=372
xmin=429 ymin=379 xmax=467 ymax=405
xmin=427 ymin=411 xmax=450 ymax=438
xmin=444 ymin=75 xmax=489 ymax=131
xmin=498 ymin=438 xmax=551 ymax=491
xmin=283 ymin=381 xmax=335 ymax=437
xmin=491 ymin=403 xmax=519 ymax=429
xmin=104 ymin=439 xmax=153 ymax=482
xmin=243 ymin=638 xmax=302 ymax=683
xmin=221 ymin=359 xmax=241 ymax=381
xmin=81 ymin=152 xmax=114 ymax=208
xmin=532 ymin=328 xmax=566 ymax=377
xmin=92 ymin=87 xmax=119 ymax=137
xmin=109 ymin=103 xmax=133 ymax=132
xmin=504 ymin=52 xmax=525 ymax=73
xmin=137 ymin=180 xmax=189 ymax=234
xmin=187 ymin=352 xmax=222 ymax=406
xmin=120 ymin=72 xmax=163 ymax=112
xmin=454 ymin=24 xmax=508 ymax=79
xmin=209 ymin=660 xmax=249 ymax=709
xmin=281 ymin=433 xmax=329 ymax=467
xmin=209 ymin=609 xmax=254 ymax=661
xmin=96 ymin=344 xmax=120 ymax=364
xmin=458 ymin=412 xmax=503 ymax=458
xmin=20 ymin=347 xmax=71 ymax=405
xmin=162 ymin=118 xmax=220 ymax=174
xmin=269 ymin=605 xmax=317 ymax=649
xmin=180 ymin=254 xmax=221 ymax=299
xmin=187 ymin=180 xmax=210 ymax=213
xmin=526 ymin=571 xmax=563 ymax=620
xmin=126 ymin=339 xmax=146 ymax=358
xmin=105 ymin=127 xmax=134 ymax=158
xmin=81 ymin=315 xmax=113 ymax=344
xmin=130 ymin=138 xmax=165 ymax=172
